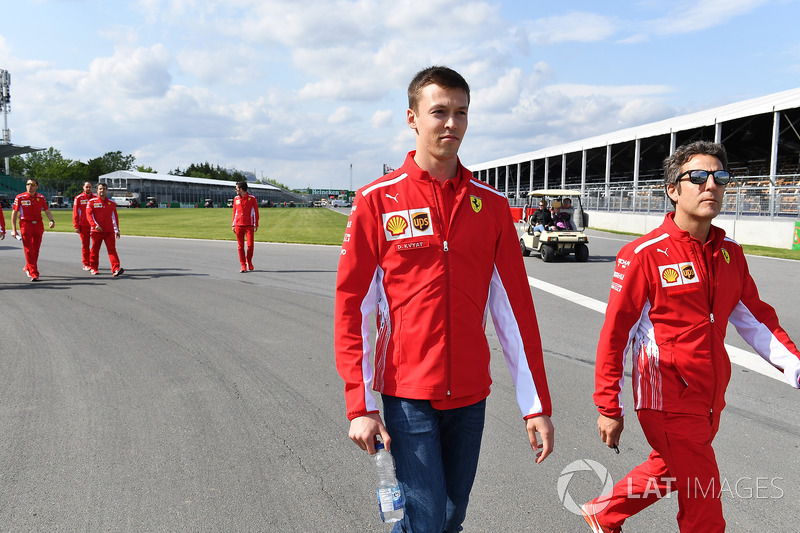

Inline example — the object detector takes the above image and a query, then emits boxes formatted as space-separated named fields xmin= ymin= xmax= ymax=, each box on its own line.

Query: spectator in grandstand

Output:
xmin=86 ymin=182 xmax=124 ymax=277
xmin=231 ymin=181 xmax=259 ymax=272
xmin=73 ymin=181 xmax=95 ymax=271
xmin=530 ymin=199 xmax=554 ymax=232
xmin=335 ymin=65 xmax=553 ymax=532
xmin=11 ymin=178 xmax=55 ymax=282
xmin=584 ymin=140 xmax=800 ymax=533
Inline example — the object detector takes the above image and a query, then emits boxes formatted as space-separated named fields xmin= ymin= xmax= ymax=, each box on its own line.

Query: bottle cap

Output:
xmin=375 ymin=442 xmax=385 ymax=450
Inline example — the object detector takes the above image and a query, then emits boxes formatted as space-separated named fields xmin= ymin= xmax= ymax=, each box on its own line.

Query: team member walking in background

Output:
xmin=86 ymin=182 xmax=124 ymax=277
xmin=231 ymin=181 xmax=259 ymax=273
xmin=73 ymin=181 xmax=95 ymax=271
xmin=0 ymin=202 xmax=5 ymax=240
xmin=335 ymin=66 xmax=554 ymax=532
xmin=585 ymin=141 xmax=800 ymax=533
xmin=11 ymin=178 xmax=55 ymax=282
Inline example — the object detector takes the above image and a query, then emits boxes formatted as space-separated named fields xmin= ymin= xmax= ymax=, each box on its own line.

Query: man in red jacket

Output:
xmin=11 ymin=178 xmax=55 ymax=281
xmin=231 ymin=181 xmax=259 ymax=272
xmin=73 ymin=181 xmax=95 ymax=270
xmin=584 ymin=141 xmax=800 ymax=532
xmin=335 ymin=66 xmax=553 ymax=532
xmin=86 ymin=182 xmax=123 ymax=277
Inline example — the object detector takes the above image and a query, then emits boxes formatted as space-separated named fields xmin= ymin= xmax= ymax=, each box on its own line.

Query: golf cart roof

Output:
xmin=527 ymin=189 xmax=582 ymax=197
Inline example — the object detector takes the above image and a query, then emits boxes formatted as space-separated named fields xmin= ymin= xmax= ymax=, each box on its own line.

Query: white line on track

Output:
xmin=527 ymin=275 xmax=786 ymax=383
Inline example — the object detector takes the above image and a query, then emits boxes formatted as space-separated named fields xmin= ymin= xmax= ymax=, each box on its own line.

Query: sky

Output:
xmin=1 ymin=0 xmax=799 ymax=191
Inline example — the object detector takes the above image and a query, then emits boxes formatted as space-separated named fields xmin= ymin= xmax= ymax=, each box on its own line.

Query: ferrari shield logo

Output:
xmin=470 ymin=195 xmax=482 ymax=213
xmin=721 ymin=248 xmax=731 ymax=264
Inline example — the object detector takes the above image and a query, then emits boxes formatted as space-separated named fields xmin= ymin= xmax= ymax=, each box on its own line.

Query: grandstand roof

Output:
xmin=100 ymin=170 xmax=281 ymax=191
xmin=469 ymin=86 xmax=800 ymax=171
xmin=0 ymin=143 xmax=44 ymax=159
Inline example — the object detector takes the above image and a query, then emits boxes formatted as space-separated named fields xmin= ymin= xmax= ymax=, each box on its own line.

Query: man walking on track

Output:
xmin=11 ymin=178 xmax=55 ymax=282
xmin=585 ymin=140 xmax=800 ymax=532
xmin=73 ymin=181 xmax=95 ymax=270
xmin=231 ymin=181 xmax=259 ymax=273
xmin=86 ymin=182 xmax=124 ymax=277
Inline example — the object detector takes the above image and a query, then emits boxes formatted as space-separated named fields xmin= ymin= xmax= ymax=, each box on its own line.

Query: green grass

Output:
xmin=47 ymin=207 xmax=349 ymax=246
xmin=42 ymin=208 xmax=800 ymax=258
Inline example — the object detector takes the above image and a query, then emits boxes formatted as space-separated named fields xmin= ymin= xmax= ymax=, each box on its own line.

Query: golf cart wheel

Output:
xmin=520 ymin=239 xmax=531 ymax=257
xmin=540 ymin=244 xmax=555 ymax=262
xmin=575 ymin=243 xmax=589 ymax=262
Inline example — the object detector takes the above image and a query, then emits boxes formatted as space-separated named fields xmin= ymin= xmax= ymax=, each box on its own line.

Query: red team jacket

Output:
xmin=232 ymin=194 xmax=259 ymax=227
xmin=13 ymin=192 xmax=49 ymax=222
xmin=73 ymin=192 xmax=96 ymax=229
xmin=334 ymin=152 xmax=551 ymax=421
xmin=595 ymin=212 xmax=800 ymax=419
xmin=86 ymin=196 xmax=119 ymax=234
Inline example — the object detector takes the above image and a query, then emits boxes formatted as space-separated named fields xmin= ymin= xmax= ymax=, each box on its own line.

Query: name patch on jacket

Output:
xmin=382 ymin=208 xmax=434 ymax=241
xmin=658 ymin=262 xmax=700 ymax=287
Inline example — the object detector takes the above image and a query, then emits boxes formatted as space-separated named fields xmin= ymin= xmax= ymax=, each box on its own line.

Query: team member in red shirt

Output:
xmin=11 ymin=178 xmax=55 ymax=281
xmin=73 ymin=181 xmax=95 ymax=270
xmin=0 ymin=203 xmax=6 ymax=240
xmin=584 ymin=141 xmax=800 ymax=532
xmin=231 ymin=181 xmax=259 ymax=272
xmin=86 ymin=182 xmax=124 ymax=277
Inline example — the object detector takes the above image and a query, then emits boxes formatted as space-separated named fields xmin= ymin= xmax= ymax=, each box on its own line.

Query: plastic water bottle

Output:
xmin=374 ymin=441 xmax=404 ymax=523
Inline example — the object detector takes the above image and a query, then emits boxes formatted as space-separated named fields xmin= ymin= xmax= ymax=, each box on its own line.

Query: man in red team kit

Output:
xmin=1 ymin=203 xmax=6 ymax=240
xmin=73 ymin=181 xmax=95 ymax=270
xmin=584 ymin=141 xmax=800 ymax=532
xmin=11 ymin=178 xmax=55 ymax=281
xmin=86 ymin=182 xmax=124 ymax=277
xmin=231 ymin=181 xmax=259 ymax=272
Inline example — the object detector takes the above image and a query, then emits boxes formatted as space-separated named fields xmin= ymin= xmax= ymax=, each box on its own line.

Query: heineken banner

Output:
xmin=794 ymin=221 xmax=800 ymax=251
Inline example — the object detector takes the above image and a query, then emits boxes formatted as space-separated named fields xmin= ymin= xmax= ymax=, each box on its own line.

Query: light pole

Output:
xmin=1 ymin=69 xmax=10 ymax=174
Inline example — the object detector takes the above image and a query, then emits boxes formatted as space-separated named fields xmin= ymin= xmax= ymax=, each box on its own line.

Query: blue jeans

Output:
xmin=382 ymin=395 xmax=486 ymax=533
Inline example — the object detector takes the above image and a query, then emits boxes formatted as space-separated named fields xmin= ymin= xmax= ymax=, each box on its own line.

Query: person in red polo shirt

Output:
xmin=73 ymin=181 xmax=95 ymax=270
xmin=0 ymin=203 xmax=6 ymax=240
xmin=231 ymin=181 xmax=259 ymax=272
xmin=11 ymin=178 xmax=55 ymax=281
xmin=86 ymin=182 xmax=124 ymax=277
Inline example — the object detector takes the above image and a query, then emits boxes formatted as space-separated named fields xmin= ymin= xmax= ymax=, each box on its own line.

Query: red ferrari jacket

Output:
xmin=13 ymin=192 xmax=49 ymax=221
xmin=73 ymin=192 xmax=96 ymax=229
xmin=335 ymin=152 xmax=551 ymax=421
xmin=86 ymin=196 xmax=119 ymax=234
xmin=232 ymin=194 xmax=259 ymax=227
xmin=1 ymin=205 xmax=5 ymax=234
xmin=595 ymin=212 xmax=800 ymax=419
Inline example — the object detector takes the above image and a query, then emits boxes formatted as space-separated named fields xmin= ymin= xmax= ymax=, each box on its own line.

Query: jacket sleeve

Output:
xmin=729 ymin=255 xmax=800 ymax=388
xmin=111 ymin=203 xmax=119 ymax=233
xmin=253 ymin=197 xmax=260 ymax=227
xmin=334 ymin=194 xmax=381 ymax=420
xmin=488 ymin=206 xmax=552 ymax=418
xmin=0 ymin=207 xmax=5 ymax=233
xmin=594 ymin=246 xmax=649 ymax=418
xmin=73 ymin=196 xmax=81 ymax=228
xmin=86 ymin=200 xmax=96 ymax=226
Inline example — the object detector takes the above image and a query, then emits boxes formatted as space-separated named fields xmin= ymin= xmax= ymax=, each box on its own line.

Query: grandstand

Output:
xmin=99 ymin=170 xmax=304 ymax=207
xmin=468 ymin=87 xmax=800 ymax=248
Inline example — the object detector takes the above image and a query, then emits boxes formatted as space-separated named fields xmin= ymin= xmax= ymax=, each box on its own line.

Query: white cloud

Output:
xmin=524 ymin=12 xmax=618 ymax=45
xmin=86 ymin=45 xmax=172 ymax=98
xmin=371 ymin=109 xmax=393 ymax=129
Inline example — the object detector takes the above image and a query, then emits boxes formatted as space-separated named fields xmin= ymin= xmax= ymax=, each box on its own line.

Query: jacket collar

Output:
xmin=662 ymin=211 xmax=726 ymax=251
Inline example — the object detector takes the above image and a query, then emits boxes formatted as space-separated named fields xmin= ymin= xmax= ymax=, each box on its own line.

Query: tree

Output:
xmin=170 ymin=162 xmax=246 ymax=182
xmin=136 ymin=165 xmax=156 ymax=173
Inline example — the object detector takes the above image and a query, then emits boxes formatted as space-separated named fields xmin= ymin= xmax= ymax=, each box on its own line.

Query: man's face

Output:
xmin=83 ymin=182 xmax=93 ymax=195
xmin=97 ymin=185 xmax=107 ymax=198
xmin=667 ymin=154 xmax=725 ymax=223
xmin=407 ymin=84 xmax=468 ymax=165
xmin=538 ymin=203 xmax=546 ymax=211
xmin=26 ymin=181 xmax=37 ymax=194
xmin=236 ymin=187 xmax=246 ymax=197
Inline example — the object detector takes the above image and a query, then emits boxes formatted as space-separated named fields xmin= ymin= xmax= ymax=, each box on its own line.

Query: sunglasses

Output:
xmin=677 ymin=169 xmax=732 ymax=186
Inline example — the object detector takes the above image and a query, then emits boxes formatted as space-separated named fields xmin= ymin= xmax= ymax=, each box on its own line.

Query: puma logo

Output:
xmin=385 ymin=193 xmax=399 ymax=203
xmin=657 ymin=247 xmax=669 ymax=257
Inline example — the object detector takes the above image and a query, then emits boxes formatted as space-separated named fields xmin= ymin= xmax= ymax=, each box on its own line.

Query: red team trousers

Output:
xmin=596 ymin=409 xmax=725 ymax=532
xmin=90 ymin=232 xmax=120 ymax=272
xmin=20 ymin=220 xmax=45 ymax=277
xmin=78 ymin=226 xmax=92 ymax=268
xmin=234 ymin=225 xmax=254 ymax=265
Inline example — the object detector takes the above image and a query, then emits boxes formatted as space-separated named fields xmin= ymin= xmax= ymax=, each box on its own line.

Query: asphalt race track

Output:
xmin=1 ymin=229 xmax=798 ymax=532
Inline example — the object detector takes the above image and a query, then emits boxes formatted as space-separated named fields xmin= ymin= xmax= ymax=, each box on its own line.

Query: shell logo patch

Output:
xmin=659 ymin=262 xmax=701 ymax=287
xmin=470 ymin=195 xmax=482 ymax=213
xmin=386 ymin=215 xmax=408 ymax=236
xmin=382 ymin=208 xmax=435 ymax=241
xmin=661 ymin=267 xmax=680 ymax=284
xmin=721 ymin=248 xmax=731 ymax=264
